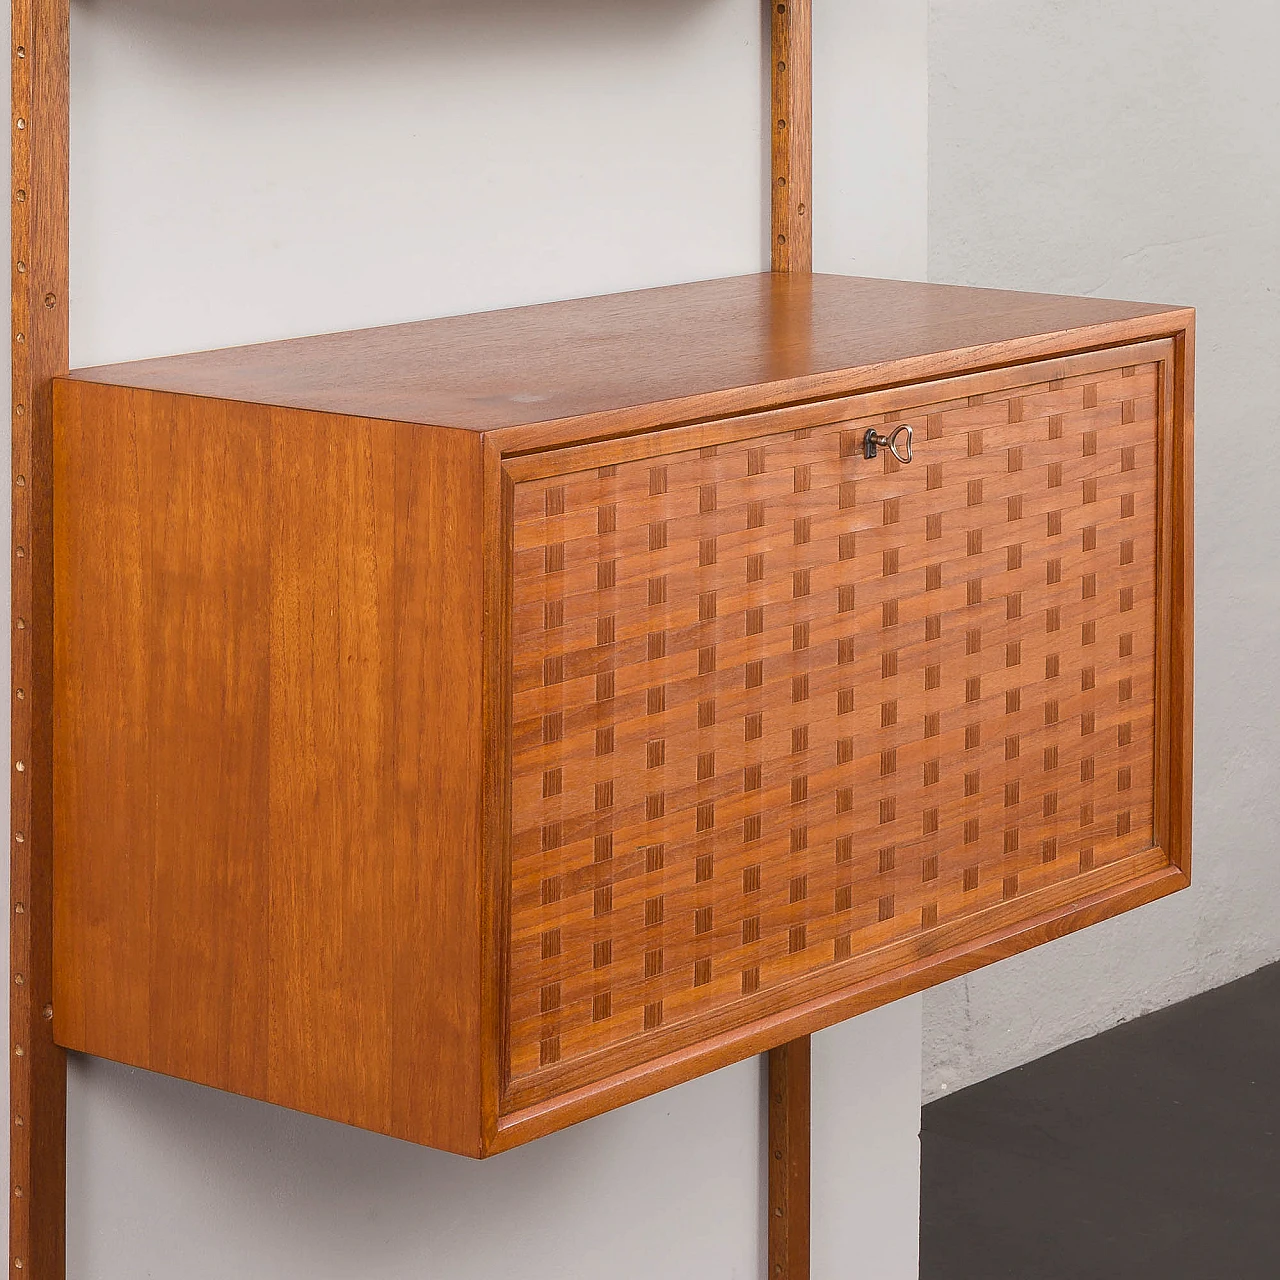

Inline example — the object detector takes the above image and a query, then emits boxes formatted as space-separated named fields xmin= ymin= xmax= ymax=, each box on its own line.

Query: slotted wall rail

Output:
xmin=10 ymin=2 xmax=69 ymax=1277
xmin=768 ymin=3 xmax=814 ymax=1276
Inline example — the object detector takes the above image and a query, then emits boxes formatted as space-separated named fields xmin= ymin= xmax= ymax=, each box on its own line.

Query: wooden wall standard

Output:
xmin=769 ymin=3 xmax=813 ymax=1278
xmin=10 ymin=2 xmax=70 ymax=1279
xmin=771 ymin=0 xmax=812 ymax=276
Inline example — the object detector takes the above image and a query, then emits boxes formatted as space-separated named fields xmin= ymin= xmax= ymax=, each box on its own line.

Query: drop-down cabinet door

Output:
xmin=500 ymin=339 xmax=1189 ymax=1133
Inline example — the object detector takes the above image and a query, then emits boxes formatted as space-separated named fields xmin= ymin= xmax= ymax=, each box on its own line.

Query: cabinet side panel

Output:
xmin=55 ymin=388 xmax=486 ymax=1154
xmin=265 ymin=409 xmax=399 ymax=1129
xmin=148 ymin=393 xmax=273 ymax=1089
xmin=55 ymin=384 xmax=274 ymax=1088
xmin=54 ymin=381 xmax=154 ymax=1060
xmin=263 ymin=408 xmax=486 ymax=1151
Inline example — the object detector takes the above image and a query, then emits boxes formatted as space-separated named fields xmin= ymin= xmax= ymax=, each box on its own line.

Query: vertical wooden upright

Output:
xmin=770 ymin=0 xmax=812 ymax=274
xmin=768 ymin=1036 xmax=811 ymax=1280
xmin=10 ymin=2 xmax=70 ymax=1278
xmin=768 ymin=3 xmax=812 ymax=1279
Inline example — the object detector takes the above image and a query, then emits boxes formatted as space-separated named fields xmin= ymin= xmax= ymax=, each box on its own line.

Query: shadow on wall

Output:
xmin=67 ymin=1054 xmax=768 ymax=1279
xmin=65 ymin=0 xmax=774 ymax=362
xmin=76 ymin=0 xmax=725 ymax=43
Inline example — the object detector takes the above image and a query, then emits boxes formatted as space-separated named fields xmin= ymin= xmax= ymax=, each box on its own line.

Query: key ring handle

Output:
xmin=862 ymin=424 xmax=914 ymax=464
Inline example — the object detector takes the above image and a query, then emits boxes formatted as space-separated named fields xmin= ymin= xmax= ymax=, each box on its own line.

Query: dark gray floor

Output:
xmin=921 ymin=961 xmax=1280 ymax=1279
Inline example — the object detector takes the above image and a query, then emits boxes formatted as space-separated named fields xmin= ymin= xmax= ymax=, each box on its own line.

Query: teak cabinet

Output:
xmin=51 ymin=273 xmax=1193 ymax=1157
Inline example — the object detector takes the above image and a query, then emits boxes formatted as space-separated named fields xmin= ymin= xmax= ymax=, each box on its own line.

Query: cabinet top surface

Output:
xmin=66 ymin=273 xmax=1190 ymax=433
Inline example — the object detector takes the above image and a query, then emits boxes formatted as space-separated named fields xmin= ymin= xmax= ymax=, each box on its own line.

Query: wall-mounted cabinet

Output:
xmin=52 ymin=273 xmax=1192 ymax=1157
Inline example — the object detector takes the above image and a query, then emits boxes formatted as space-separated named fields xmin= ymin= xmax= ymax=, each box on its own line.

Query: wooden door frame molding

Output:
xmin=6 ymin=3 xmax=815 ymax=1278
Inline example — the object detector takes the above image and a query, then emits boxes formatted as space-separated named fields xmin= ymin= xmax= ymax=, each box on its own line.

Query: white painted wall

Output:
xmin=924 ymin=0 xmax=1280 ymax=1099
xmin=4 ymin=2 xmax=928 ymax=1276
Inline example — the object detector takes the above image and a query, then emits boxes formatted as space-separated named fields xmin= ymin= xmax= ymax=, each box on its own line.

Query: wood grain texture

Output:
xmin=480 ymin=436 xmax=517 ymax=1143
xmin=64 ymin=274 xmax=1191 ymax=438
xmin=10 ymin=2 xmax=69 ymax=1276
xmin=494 ymin=857 xmax=1185 ymax=1151
xmin=768 ymin=1035 xmax=810 ymax=1280
xmin=488 ymin=329 xmax=1192 ymax=1151
xmin=1168 ymin=324 xmax=1194 ymax=875
xmin=53 ymin=383 xmax=487 ymax=1155
xmin=771 ymin=0 xmax=811 ymax=274
xmin=51 ymin=298 xmax=1192 ymax=1159
xmin=504 ymin=358 xmax=1163 ymax=1107
xmin=770 ymin=1 xmax=813 ymax=1268
xmin=502 ymin=341 xmax=1171 ymax=488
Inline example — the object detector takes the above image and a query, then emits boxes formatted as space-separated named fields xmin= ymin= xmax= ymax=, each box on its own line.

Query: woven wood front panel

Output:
xmin=506 ymin=360 xmax=1161 ymax=1096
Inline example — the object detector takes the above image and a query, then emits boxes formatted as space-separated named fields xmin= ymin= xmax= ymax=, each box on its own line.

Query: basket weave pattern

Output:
xmin=507 ymin=362 xmax=1159 ymax=1088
